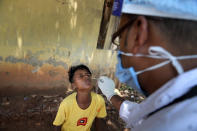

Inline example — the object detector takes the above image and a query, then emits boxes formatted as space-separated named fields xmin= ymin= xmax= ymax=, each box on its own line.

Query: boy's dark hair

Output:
xmin=68 ymin=64 xmax=92 ymax=83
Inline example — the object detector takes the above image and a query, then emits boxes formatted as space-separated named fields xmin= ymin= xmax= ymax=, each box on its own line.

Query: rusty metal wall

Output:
xmin=0 ymin=0 xmax=117 ymax=96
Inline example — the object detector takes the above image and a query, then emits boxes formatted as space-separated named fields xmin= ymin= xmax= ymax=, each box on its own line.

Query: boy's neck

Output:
xmin=76 ymin=91 xmax=92 ymax=109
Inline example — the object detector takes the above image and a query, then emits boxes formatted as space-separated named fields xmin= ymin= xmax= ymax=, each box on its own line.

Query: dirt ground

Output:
xmin=0 ymin=86 xmax=144 ymax=131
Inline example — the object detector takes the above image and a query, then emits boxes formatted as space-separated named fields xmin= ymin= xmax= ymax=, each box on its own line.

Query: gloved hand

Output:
xmin=98 ymin=76 xmax=117 ymax=101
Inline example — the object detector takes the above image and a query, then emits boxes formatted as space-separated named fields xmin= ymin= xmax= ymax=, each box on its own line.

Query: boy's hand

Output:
xmin=98 ymin=76 xmax=117 ymax=101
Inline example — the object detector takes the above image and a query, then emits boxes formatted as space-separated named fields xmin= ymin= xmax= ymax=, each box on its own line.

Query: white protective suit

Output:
xmin=120 ymin=68 xmax=197 ymax=131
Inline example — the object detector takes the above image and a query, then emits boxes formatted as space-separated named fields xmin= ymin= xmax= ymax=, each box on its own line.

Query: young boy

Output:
xmin=53 ymin=64 xmax=107 ymax=131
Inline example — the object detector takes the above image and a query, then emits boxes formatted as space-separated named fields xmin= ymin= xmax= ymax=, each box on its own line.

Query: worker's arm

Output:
xmin=110 ymin=95 xmax=124 ymax=111
xmin=98 ymin=76 xmax=139 ymax=127
xmin=98 ymin=76 xmax=124 ymax=111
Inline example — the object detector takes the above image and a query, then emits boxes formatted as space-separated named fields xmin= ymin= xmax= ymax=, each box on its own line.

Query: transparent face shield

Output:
xmin=112 ymin=16 xmax=197 ymax=95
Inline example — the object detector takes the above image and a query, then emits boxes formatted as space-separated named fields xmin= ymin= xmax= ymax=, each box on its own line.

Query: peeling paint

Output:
xmin=46 ymin=57 xmax=68 ymax=69
xmin=48 ymin=70 xmax=59 ymax=77
xmin=5 ymin=56 xmax=19 ymax=63
xmin=32 ymin=66 xmax=40 ymax=73
xmin=4 ymin=55 xmax=68 ymax=69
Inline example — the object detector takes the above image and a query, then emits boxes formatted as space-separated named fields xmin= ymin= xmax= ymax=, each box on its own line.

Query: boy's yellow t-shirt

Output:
xmin=53 ymin=92 xmax=107 ymax=131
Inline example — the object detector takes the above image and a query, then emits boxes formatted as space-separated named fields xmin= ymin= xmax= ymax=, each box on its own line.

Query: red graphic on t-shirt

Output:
xmin=77 ymin=117 xmax=88 ymax=126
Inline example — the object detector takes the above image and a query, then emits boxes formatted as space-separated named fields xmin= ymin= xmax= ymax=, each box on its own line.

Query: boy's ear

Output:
xmin=128 ymin=16 xmax=148 ymax=54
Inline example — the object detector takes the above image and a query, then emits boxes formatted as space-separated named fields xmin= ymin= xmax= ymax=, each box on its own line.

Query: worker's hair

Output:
xmin=147 ymin=16 xmax=197 ymax=52
xmin=125 ymin=14 xmax=197 ymax=53
xmin=68 ymin=64 xmax=91 ymax=83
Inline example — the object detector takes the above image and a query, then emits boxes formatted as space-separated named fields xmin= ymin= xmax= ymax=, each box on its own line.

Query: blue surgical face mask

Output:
xmin=116 ymin=52 xmax=148 ymax=96
xmin=115 ymin=46 xmax=197 ymax=96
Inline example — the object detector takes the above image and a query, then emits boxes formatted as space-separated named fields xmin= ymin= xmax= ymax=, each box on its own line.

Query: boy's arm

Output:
xmin=53 ymin=102 xmax=66 ymax=131
xmin=95 ymin=118 xmax=109 ymax=131
xmin=54 ymin=126 xmax=61 ymax=131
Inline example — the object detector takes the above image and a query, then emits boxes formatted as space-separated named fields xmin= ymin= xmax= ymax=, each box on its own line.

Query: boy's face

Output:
xmin=72 ymin=69 xmax=93 ymax=91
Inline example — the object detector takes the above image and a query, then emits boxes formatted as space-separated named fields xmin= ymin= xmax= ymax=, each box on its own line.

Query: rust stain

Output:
xmin=0 ymin=62 xmax=68 ymax=91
